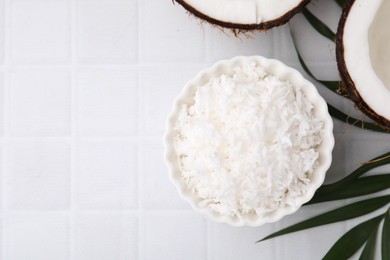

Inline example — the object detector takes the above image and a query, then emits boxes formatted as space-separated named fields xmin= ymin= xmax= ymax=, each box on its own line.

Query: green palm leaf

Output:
xmin=258 ymin=195 xmax=390 ymax=242
xmin=296 ymin=52 xmax=341 ymax=94
xmin=302 ymin=8 xmax=335 ymax=41
xmin=296 ymin=48 xmax=389 ymax=133
xmin=291 ymin=10 xmax=390 ymax=134
xmin=259 ymin=1 xmax=390 ymax=259
xmin=307 ymin=151 xmax=390 ymax=204
xmin=307 ymin=174 xmax=390 ymax=205
xmin=359 ymin=223 xmax=379 ymax=260
xmin=383 ymin=210 xmax=390 ymax=260
xmin=323 ymin=151 xmax=390 ymax=187
xmin=327 ymin=104 xmax=390 ymax=133
xmin=323 ymin=214 xmax=384 ymax=260
xmin=335 ymin=0 xmax=346 ymax=8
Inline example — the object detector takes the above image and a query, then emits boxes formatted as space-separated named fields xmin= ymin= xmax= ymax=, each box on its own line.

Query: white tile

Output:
xmin=273 ymin=25 xmax=298 ymax=63
xmin=278 ymin=206 xmax=346 ymax=260
xmin=300 ymin=62 xmax=340 ymax=90
xmin=143 ymin=143 xmax=190 ymax=209
xmin=75 ymin=214 xmax=137 ymax=260
xmin=140 ymin=0 xmax=205 ymax=63
xmin=345 ymin=133 xmax=390 ymax=174
xmin=9 ymin=69 xmax=71 ymax=137
xmin=0 ymin=1 xmax=4 ymax=64
xmin=7 ymin=214 xmax=69 ymax=260
xmin=8 ymin=141 xmax=70 ymax=210
xmin=0 ymin=72 xmax=3 ymax=136
xmin=207 ymin=29 xmax=274 ymax=62
xmin=77 ymin=141 xmax=137 ymax=210
xmin=144 ymin=212 xmax=206 ymax=260
xmin=77 ymin=2 xmax=138 ymax=64
xmin=307 ymin=0 xmax=341 ymax=33
xmin=289 ymin=13 xmax=338 ymax=65
xmin=79 ymin=0 xmax=135 ymax=1
xmin=0 ymin=143 xmax=2 ymax=209
xmin=211 ymin=222 xmax=275 ymax=260
xmin=0 ymin=220 xmax=2 ymax=257
xmin=78 ymin=69 xmax=137 ymax=136
xmin=323 ymin=133 xmax=347 ymax=185
xmin=141 ymin=67 xmax=202 ymax=136
xmin=11 ymin=0 xmax=70 ymax=64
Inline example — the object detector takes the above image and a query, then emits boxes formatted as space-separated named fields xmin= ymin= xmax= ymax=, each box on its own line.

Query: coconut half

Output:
xmin=336 ymin=0 xmax=390 ymax=130
xmin=174 ymin=0 xmax=311 ymax=30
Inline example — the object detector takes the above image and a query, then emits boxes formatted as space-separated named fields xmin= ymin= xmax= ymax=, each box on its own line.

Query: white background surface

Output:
xmin=0 ymin=0 xmax=389 ymax=259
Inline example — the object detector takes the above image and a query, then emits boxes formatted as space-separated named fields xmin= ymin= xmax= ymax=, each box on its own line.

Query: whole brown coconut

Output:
xmin=336 ymin=0 xmax=390 ymax=131
xmin=174 ymin=0 xmax=311 ymax=31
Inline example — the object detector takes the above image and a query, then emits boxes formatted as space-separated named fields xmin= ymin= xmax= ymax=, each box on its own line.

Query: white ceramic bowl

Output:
xmin=164 ymin=56 xmax=334 ymax=226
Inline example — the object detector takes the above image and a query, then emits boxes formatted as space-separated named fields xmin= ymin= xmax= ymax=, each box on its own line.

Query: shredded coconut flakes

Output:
xmin=173 ymin=62 xmax=323 ymax=219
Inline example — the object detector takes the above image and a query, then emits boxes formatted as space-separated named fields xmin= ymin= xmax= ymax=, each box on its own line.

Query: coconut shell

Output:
xmin=336 ymin=0 xmax=390 ymax=131
xmin=174 ymin=0 xmax=311 ymax=31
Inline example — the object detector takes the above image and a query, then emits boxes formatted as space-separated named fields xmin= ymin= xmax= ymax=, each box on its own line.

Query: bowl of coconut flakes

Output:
xmin=164 ymin=56 xmax=334 ymax=226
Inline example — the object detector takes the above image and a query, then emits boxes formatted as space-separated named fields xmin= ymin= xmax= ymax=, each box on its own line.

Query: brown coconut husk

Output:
xmin=174 ymin=0 xmax=311 ymax=32
xmin=336 ymin=0 xmax=390 ymax=131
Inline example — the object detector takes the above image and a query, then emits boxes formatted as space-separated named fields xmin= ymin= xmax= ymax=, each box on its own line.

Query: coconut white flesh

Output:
xmin=183 ymin=0 xmax=303 ymax=24
xmin=343 ymin=0 xmax=390 ymax=120
xmin=369 ymin=0 xmax=390 ymax=92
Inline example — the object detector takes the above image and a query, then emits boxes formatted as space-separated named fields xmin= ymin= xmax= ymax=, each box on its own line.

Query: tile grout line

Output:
xmin=136 ymin=143 xmax=144 ymax=260
xmin=273 ymin=221 xmax=281 ymax=260
xmin=2 ymin=0 xmax=11 ymax=258
xmin=137 ymin=0 xmax=143 ymax=65
xmin=69 ymin=0 xmax=77 ymax=259
xmin=136 ymin=1 xmax=145 ymax=259
xmin=0 ymin=135 xmax=164 ymax=142
xmin=136 ymin=124 xmax=145 ymax=258
xmin=1 ymin=72 xmax=8 ymax=260
xmin=0 ymin=208 xmax=194 ymax=214
xmin=0 ymin=61 xmax=211 ymax=69
xmin=136 ymin=0 xmax=140 ymax=65
xmin=206 ymin=220 xmax=212 ymax=260
xmin=136 ymin=74 xmax=144 ymax=259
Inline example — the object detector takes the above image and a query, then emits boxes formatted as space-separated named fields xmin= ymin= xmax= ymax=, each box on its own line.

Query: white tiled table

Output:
xmin=0 ymin=0 xmax=389 ymax=259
